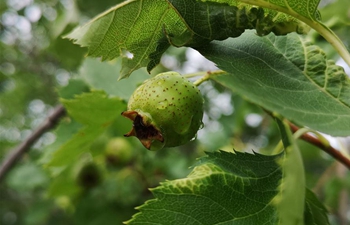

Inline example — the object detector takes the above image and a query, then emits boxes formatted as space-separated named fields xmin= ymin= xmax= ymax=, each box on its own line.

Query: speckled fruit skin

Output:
xmin=122 ymin=72 xmax=203 ymax=150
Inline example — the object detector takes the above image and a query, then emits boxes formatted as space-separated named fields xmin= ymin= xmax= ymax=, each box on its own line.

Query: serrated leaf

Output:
xmin=127 ymin=120 xmax=329 ymax=224
xmin=47 ymin=91 xmax=126 ymax=167
xmin=61 ymin=90 xmax=126 ymax=126
xmin=65 ymin=0 xmax=306 ymax=79
xmin=304 ymin=188 xmax=330 ymax=225
xmin=197 ymin=31 xmax=350 ymax=136
xmin=50 ymin=25 xmax=87 ymax=70
xmin=79 ymin=57 xmax=149 ymax=100
xmin=65 ymin=0 xmax=189 ymax=79
xmin=127 ymin=148 xmax=318 ymax=224
xmin=127 ymin=150 xmax=284 ymax=225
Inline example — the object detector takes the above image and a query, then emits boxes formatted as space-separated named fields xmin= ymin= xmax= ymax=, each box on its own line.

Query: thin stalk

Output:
xmin=0 ymin=105 xmax=66 ymax=182
xmin=288 ymin=122 xmax=350 ymax=170
xmin=191 ymin=70 xmax=227 ymax=86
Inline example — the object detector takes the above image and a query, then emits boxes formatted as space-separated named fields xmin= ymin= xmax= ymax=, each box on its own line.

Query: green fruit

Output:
xmin=105 ymin=137 xmax=133 ymax=166
xmin=122 ymin=72 xmax=203 ymax=150
xmin=76 ymin=163 xmax=101 ymax=189
xmin=114 ymin=168 xmax=143 ymax=206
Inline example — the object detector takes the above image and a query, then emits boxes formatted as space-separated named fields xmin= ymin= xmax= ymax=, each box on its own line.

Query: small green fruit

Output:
xmin=114 ymin=168 xmax=143 ymax=206
xmin=122 ymin=72 xmax=203 ymax=150
xmin=105 ymin=137 xmax=133 ymax=166
xmin=76 ymin=163 xmax=101 ymax=189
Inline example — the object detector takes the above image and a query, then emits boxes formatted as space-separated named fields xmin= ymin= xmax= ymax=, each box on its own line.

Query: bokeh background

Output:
xmin=0 ymin=0 xmax=349 ymax=224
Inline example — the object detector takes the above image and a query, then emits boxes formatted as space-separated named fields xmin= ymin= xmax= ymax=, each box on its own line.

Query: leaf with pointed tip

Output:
xmin=197 ymin=31 xmax=350 ymax=136
xmin=60 ymin=90 xmax=126 ymax=127
xmin=65 ymin=0 xmax=307 ymax=79
xmin=65 ymin=0 xmax=189 ymax=79
xmin=304 ymin=188 xmax=330 ymax=225
xmin=47 ymin=91 xmax=126 ymax=167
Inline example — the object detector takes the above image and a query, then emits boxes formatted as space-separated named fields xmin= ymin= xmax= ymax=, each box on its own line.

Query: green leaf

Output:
xmin=47 ymin=91 xmax=126 ymax=167
xmin=57 ymin=78 xmax=90 ymax=100
xmin=61 ymin=90 xmax=126 ymax=126
xmin=204 ymin=0 xmax=350 ymax=67
xmin=65 ymin=0 xmax=306 ymax=79
xmin=274 ymin=119 xmax=305 ymax=225
xmin=304 ymin=189 xmax=330 ymax=225
xmin=47 ymin=125 xmax=105 ymax=167
xmin=127 ymin=119 xmax=329 ymax=224
xmin=127 ymin=150 xmax=284 ymax=224
xmin=79 ymin=57 xmax=150 ymax=100
xmin=50 ymin=25 xmax=87 ymax=70
xmin=203 ymin=0 xmax=321 ymax=21
xmin=198 ymin=31 xmax=350 ymax=136
xmin=39 ymin=119 xmax=83 ymax=165
xmin=65 ymin=0 xmax=188 ymax=79
xmin=47 ymin=164 xmax=81 ymax=197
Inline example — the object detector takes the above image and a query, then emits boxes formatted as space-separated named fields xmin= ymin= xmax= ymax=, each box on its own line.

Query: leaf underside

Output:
xmin=203 ymin=0 xmax=322 ymax=21
xmin=197 ymin=31 xmax=350 ymax=136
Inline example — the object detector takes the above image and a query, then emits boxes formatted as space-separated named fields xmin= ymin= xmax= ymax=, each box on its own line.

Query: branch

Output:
xmin=288 ymin=122 xmax=350 ymax=170
xmin=0 ymin=105 xmax=66 ymax=181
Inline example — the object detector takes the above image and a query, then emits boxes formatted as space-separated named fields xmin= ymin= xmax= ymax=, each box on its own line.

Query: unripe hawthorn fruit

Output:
xmin=122 ymin=72 xmax=203 ymax=150
xmin=105 ymin=137 xmax=133 ymax=166
xmin=76 ymin=163 xmax=101 ymax=189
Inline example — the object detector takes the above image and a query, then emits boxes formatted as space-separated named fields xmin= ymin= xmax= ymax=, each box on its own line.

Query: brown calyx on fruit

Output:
xmin=121 ymin=111 xmax=164 ymax=149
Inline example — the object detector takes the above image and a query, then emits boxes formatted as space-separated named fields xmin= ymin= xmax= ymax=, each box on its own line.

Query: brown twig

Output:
xmin=0 ymin=105 xmax=66 ymax=181
xmin=288 ymin=122 xmax=350 ymax=170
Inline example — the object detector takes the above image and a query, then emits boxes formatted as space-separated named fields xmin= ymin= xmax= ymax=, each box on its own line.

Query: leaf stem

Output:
xmin=183 ymin=71 xmax=208 ymax=79
xmin=292 ymin=128 xmax=331 ymax=148
xmin=288 ymin=122 xmax=350 ymax=170
xmin=0 ymin=105 xmax=66 ymax=182
xmin=190 ymin=70 xmax=227 ymax=86
xmin=264 ymin=109 xmax=350 ymax=169
xmin=311 ymin=22 xmax=350 ymax=67
xmin=272 ymin=140 xmax=284 ymax=154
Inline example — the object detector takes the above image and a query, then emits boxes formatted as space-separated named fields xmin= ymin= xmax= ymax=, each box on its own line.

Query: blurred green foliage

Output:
xmin=0 ymin=0 xmax=349 ymax=224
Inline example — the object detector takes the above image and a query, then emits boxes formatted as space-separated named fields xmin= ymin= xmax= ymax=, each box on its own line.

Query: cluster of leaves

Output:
xmin=67 ymin=0 xmax=311 ymax=79
xmin=1 ymin=0 xmax=350 ymax=225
